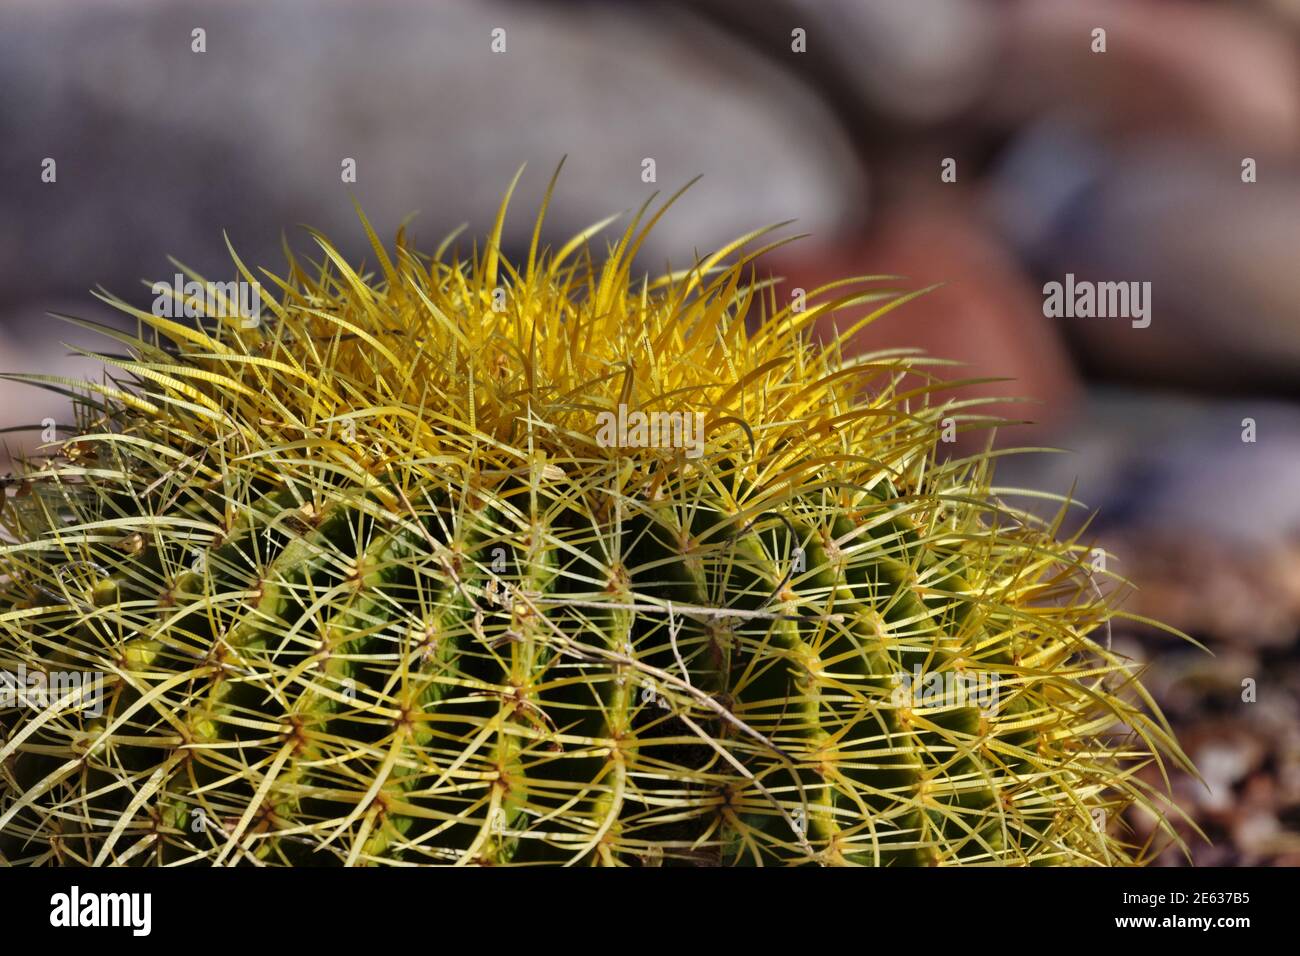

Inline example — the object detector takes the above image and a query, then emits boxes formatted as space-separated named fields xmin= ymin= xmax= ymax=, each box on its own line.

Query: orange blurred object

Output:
xmin=770 ymin=200 xmax=1082 ymax=449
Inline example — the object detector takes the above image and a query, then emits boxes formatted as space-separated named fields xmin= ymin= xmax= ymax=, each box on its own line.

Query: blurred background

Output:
xmin=2 ymin=0 xmax=1299 ymax=864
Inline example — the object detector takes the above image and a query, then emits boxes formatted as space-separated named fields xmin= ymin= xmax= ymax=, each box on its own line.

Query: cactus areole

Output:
xmin=0 ymin=173 xmax=1190 ymax=866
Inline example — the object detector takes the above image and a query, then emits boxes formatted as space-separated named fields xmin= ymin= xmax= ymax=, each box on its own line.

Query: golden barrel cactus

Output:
xmin=0 ymin=172 xmax=1190 ymax=865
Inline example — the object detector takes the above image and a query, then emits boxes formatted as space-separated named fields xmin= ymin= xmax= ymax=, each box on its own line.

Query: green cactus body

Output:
xmin=0 ymin=181 xmax=1191 ymax=866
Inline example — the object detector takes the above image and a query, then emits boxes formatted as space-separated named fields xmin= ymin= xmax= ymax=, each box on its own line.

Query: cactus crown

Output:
xmin=0 ymin=170 xmax=1191 ymax=866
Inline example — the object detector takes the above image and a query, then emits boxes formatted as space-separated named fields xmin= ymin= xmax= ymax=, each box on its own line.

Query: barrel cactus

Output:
xmin=0 ymin=173 xmax=1191 ymax=866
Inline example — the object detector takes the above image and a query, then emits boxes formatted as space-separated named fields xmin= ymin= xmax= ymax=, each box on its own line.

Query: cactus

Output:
xmin=0 ymin=173 xmax=1191 ymax=866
